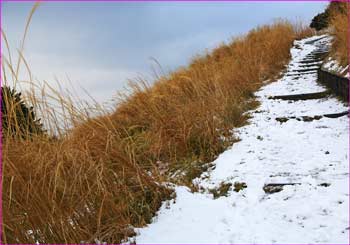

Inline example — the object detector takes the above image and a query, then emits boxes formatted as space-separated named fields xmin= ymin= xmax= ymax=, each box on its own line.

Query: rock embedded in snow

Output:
xmin=263 ymin=184 xmax=284 ymax=194
xmin=263 ymin=183 xmax=301 ymax=194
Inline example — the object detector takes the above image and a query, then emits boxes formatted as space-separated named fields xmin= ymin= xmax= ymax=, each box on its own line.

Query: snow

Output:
xmin=323 ymin=56 xmax=349 ymax=79
xmin=134 ymin=35 xmax=349 ymax=244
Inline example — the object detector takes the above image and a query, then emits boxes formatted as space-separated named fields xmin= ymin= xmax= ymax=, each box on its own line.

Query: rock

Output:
xmin=263 ymin=183 xmax=301 ymax=194
xmin=319 ymin=183 xmax=331 ymax=187
xmin=263 ymin=184 xmax=284 ymax=194
xmin=302 ymin=116 xmax=315 ymax=122
xmin=276 ymin=117 xmax=289 ymax=123
xmin=300 ymin=115 xmax=323 ymax=122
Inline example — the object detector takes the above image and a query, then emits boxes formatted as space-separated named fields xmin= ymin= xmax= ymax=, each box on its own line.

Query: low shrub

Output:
xmin=1 ymin=86 xmax=44 ymax=139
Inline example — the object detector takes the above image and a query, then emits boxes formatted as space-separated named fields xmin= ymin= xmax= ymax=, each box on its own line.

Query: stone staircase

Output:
xmin=268 ymin=35 xmax=348 ymax=123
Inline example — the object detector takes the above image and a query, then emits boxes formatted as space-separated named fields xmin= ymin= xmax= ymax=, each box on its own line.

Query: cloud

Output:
xmin=3 ymin=1 xmax=327 ymax=106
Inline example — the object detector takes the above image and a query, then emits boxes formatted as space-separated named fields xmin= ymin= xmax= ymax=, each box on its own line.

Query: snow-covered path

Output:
xmin=135 ymin=35 xmax=349 ymax=244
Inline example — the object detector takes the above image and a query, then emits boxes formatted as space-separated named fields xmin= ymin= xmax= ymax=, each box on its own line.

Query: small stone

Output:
xmin=325 ymin=151 xmax=330 ymax=154
xmin=319 ymin=183 xmax=331 ymax=187
xmin=263 ymin=182 xmax=301 ymax=194
xmin=263 ymin=184 xmax=284 ymax=194
xmin=302 ymin=116 xmax=314 ymax=122
xmin=276 ymin=117 xmax=289 ymax=123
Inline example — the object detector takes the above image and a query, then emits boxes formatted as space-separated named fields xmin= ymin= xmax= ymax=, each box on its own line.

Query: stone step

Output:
xmin=285 ymin=72 xmax=317 ymax=77
xmin=323 ymin=111 xmax=349 ymax=118
xmin=276 ymin=115 xmax=322 ymax=123
xmin=304 ymin=36 xmax=328 ymax=44
xmin=299 ymin=59 xmax=323 ymax=64
xmin=305 ymin=55 xmax=324 ymax=60
xmin=268 ymin=91 xmax=330 ymax=101
xmin=307 ymin=52 xmax=327 ymax=56
xmin=275 ymin=111 xmax=349 ymax=123
xmin=310 ymin=51 xmax=328 ymax=56
xmin=289 ymin=68 xmax=319 ymax=73
xmin=299 ymin=64 xmax=322 ymax=68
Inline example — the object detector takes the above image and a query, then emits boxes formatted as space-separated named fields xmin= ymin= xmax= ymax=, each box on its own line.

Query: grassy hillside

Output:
xmin=2 ymin=11 xmax=313 ymax=243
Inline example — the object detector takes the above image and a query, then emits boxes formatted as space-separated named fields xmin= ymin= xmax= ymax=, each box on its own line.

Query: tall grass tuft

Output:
xmin=2 ymin=4 xmax=313 ymax=243
xmin=329 ymin=2 xmax=349 ymax=67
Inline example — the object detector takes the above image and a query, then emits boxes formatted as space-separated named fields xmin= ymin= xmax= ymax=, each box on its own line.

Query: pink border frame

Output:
xmin=0 ymin=0 xmax=341 ymax=2
xmin=0 ymin=0 xmax=349 ymax=244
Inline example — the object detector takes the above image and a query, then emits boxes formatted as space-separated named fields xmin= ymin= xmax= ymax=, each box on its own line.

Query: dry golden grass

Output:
xmin=3 ymin=135 xmax=170 ymax=243
xmin=106 ymin=21 xmax=305 ymax=180
xmin=329 ymin=2 xmax=349 ymax=67
xmin=2 ymin=5 xmax=314 ymax=243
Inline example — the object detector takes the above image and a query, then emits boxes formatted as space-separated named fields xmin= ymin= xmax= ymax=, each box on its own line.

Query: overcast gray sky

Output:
xmin=2 ymin=2 xmax=327 ymax=105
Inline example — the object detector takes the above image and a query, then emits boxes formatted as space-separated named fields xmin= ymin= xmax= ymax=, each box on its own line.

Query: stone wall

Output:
xmin=317 ymin=68 xmax=349 ymax=102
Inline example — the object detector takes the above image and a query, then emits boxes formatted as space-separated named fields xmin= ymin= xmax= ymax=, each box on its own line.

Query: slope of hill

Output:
xmin=2 ymin=20 xmax=313 ymax=243
xmin=135 ymin=34 xmax=349 ymax=244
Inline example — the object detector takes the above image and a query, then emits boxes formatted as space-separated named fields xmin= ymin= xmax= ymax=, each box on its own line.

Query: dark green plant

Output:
xmin=310 ymin=12 xmax=330 ymax=31
xmin=1 ymin=86 xmax=44 ymax=138
xmin=310 ymin=2 xmax=347 ymax=31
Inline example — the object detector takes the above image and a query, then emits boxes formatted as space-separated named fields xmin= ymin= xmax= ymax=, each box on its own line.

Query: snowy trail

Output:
xmin=135 ymin=35 xmax=349 ymax=244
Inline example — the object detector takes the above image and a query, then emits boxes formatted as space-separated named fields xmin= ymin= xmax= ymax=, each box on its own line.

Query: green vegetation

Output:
xmin=310 ymin=2 xmax=347 ymax=31
xmin=1 ymin=86 xmax=44 ymax=138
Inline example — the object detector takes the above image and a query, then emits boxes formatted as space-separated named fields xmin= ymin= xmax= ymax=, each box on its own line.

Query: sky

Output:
xmin=2 ymin=1 xmax=327 ymax=106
